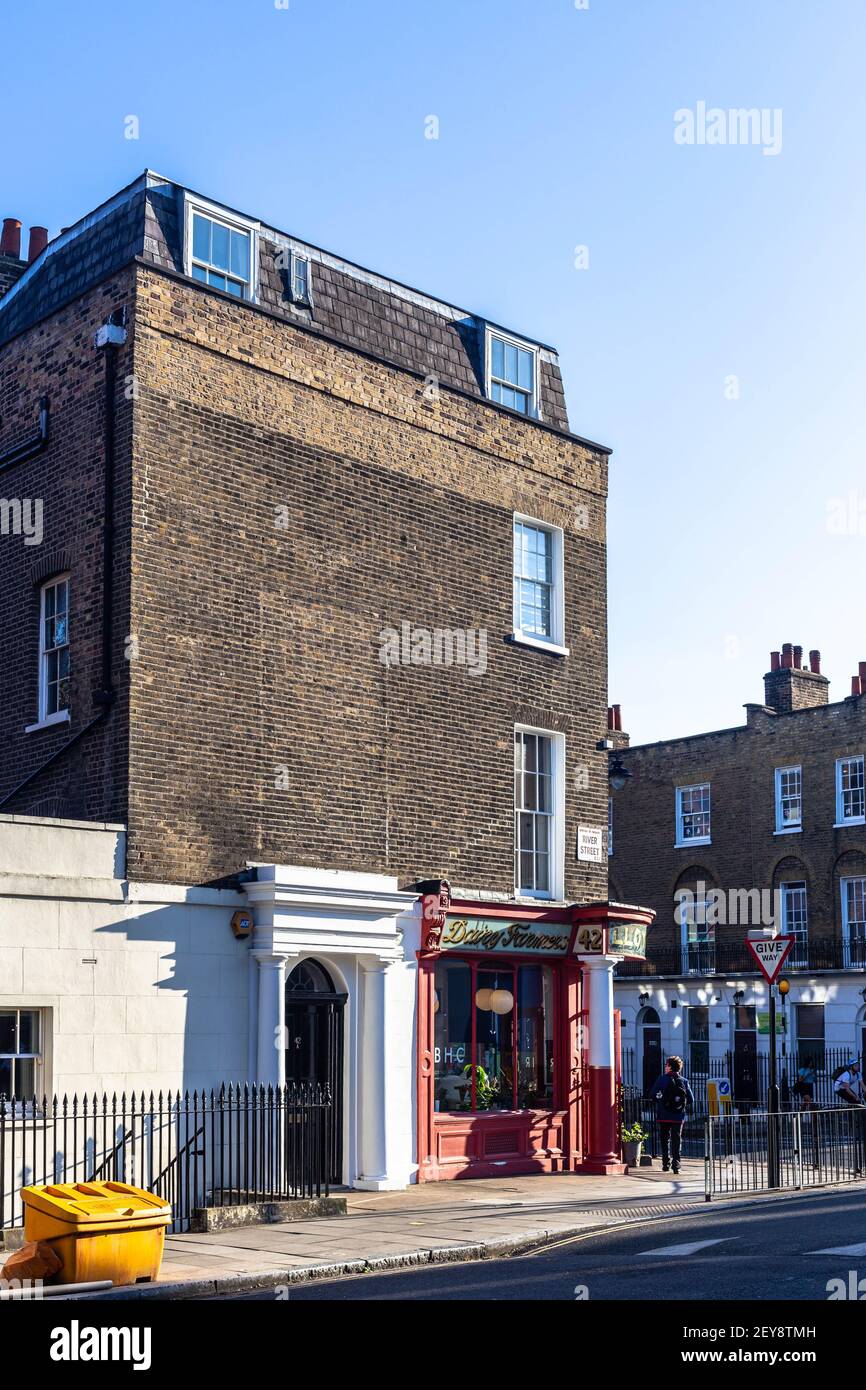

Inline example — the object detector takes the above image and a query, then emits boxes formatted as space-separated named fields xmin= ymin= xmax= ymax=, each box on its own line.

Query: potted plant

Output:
xmin=622 ymin=1119 xmax=649 ymax=1168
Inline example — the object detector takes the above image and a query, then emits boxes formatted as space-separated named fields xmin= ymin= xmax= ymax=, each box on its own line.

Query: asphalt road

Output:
xmin=228 ymin=1189 xmax=866 ymax=1301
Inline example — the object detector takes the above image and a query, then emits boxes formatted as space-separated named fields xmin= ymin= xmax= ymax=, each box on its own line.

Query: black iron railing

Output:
xmin=0 ymin=1082 xmax=331 ymax=1233
xmin=705 ymin=1107 xmax=866 ymax=1198
xmin=616 ymin=936 xmax=866 ymax=978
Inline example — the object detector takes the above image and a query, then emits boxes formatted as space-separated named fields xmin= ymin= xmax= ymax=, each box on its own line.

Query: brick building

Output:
xmin=0 ymin=172 xmax=648 ymax=1188
xmin=609 ymin=645 xmax=866 ymax=1100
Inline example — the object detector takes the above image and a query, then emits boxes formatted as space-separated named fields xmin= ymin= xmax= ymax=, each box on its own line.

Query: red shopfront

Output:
xmin=415 ymin=885 xmax=652 ymax=1182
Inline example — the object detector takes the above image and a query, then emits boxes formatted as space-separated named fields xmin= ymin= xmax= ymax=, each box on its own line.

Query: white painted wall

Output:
xmin=0 ymin=814 xmax=249 ymax=1098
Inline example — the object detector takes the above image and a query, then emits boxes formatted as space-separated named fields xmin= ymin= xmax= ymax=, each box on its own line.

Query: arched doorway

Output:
xmin=285 ymin=959 xmax=346 ymax=1184
xmin=638 ymin=1007 xmax=662 ymax=1096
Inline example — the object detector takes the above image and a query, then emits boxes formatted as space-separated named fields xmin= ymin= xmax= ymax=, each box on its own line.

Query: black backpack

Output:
xmin=663 ymin=1074 xmax=688 ymax=1112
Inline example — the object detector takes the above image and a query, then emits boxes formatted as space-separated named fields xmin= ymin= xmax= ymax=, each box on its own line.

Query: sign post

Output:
xmin=746 ymin=932 xmax=793 ymax=1188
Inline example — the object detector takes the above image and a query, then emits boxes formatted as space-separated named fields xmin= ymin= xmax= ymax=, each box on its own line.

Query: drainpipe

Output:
xmin=94 ymin=317 xmax=126 ymax=708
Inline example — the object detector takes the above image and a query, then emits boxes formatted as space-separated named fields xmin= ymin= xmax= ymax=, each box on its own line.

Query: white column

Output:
xmin=253 ymin=951 xmax=290 ymax=1088
xmin=584 ymin=955 xmax=617 ymax=1068
xmin=356 ymin=957 xmax=390 ymax=1188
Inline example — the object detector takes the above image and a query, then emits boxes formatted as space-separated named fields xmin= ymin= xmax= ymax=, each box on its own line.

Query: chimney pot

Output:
xmin=793 ymin=645 xmax=803 ymax=669
xmin=770 ymin=651 xmax=781 ymax=672
xmin=27 ymin=226 xmax=48 ymax=264
xmin=612 ymin=704 xmax=622 ymax=732
xmin=781 ymin=643 xmax=794 ymax=669
xmin=852 ymin=677 xmax=862 ymax=698
xmin=859 ymin=661 xmax=866 ymax=689
xmin=809 ymin=650 xmax=821 ymax=674
xmin=0 ymin=218 xmax=22 ymax=258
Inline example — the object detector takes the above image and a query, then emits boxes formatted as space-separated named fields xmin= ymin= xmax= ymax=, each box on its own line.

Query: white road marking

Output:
xmin=806 ymin=1243 xmax=866 ymax=1256
xmin=636 ymin=1238 xmax=733 ymax=1259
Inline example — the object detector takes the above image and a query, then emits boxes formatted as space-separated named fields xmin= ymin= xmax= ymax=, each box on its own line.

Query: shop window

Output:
xmin=796 ymin=1003 xmax=825 ymax=1071
xmin=0 ymin=1009 xmax=42 ymax=1102
xmin=516 ymin=965 xmax=554 ymax=1109
xmin=432 ymin=959 xmax=554 ymax=1113
xmin=687 ymin=1005 xmax=709 ymax=1077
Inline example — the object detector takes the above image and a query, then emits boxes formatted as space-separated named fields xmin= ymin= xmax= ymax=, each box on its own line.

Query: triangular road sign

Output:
xmin=745 ymin=933 xmax=793 ymax=984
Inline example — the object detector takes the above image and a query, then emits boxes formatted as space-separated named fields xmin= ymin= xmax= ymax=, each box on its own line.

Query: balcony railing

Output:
xmin=616 ymin=935 xmax=866 ymax=978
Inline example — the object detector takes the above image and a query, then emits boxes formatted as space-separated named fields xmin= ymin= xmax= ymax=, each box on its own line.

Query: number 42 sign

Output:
xmin=745 ymin=933 xmax=793 ymax=984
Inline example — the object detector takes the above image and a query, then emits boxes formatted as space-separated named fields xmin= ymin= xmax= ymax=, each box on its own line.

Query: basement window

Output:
xmin=185 ymin=198 xmax=257 ymax=300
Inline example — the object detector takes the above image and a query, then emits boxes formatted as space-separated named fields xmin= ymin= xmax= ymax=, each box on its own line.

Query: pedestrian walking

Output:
xmin=649 ymin=1055 xmax=695 ymax=1174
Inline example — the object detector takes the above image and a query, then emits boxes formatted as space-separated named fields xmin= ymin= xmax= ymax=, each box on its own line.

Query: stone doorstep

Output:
xmin=188 ymin=1196 xmax=347 ymax=1233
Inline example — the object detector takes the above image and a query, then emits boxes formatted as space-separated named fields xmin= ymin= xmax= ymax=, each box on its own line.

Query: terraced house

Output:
xmin=609 ymin=645 xmax=866 ymax=1104
xmin=0 ymin=172 xmax=651 ymax=1196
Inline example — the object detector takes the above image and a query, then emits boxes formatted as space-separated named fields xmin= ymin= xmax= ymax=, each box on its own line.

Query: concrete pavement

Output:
xmin=68 ymin=1163 xmax=708 ymax=1299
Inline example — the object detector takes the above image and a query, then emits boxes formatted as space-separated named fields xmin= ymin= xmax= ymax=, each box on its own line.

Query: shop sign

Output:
xmin=573 ymin=921 xmax=649 ymax=959
xmin=440 ymin=916 xmax=571 ymax=955
xmin=608 ymin=921 xmax=648 ymax=959
xmin=757 ymin=1011 xmax=786 ymax=1035
xmin=577 ymin=825 xmax=605 ymax=863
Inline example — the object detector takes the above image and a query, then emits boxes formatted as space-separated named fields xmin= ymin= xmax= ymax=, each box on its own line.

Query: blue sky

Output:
xmin=3 ymin=0 xmax=864 ymax=743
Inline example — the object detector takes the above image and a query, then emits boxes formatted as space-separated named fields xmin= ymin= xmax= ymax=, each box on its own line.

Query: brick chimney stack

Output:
xmin=0 ymin=216 xmax=35 ymax=300
xmin=607 ymin=704 xmax=630 ymax=750
xmin=764 ymin=643 xmax=830 ymax=713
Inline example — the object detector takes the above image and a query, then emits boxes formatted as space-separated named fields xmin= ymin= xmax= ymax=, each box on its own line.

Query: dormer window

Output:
xmin=185 ymin=198 xmax=257 ymax=300
xmin=487 ymin=330 xmax=537 ymax=416
xmin=290 ymin=252 xmax=312 ymax=306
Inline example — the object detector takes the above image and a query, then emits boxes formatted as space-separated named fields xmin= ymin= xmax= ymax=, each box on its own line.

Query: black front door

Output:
xmin=642 ymin=1026 xmax=662 ymax=1096
xmin=285 ymin=960 xmax=345 ymax=1184
xmin=734 ymin=1009 xmax=758 ymax=1105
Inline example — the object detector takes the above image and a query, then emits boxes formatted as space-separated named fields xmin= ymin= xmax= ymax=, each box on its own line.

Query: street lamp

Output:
xmin=609 ymin=755 xmax=631 ymax=792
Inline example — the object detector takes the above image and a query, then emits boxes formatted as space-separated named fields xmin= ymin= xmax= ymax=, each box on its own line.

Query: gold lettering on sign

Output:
xmin=441 ymin=918 xmax=570 ymax=954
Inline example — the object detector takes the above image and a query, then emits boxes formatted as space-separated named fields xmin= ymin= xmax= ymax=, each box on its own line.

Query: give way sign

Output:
xmin=745 ymin=933 xmax=793 ymax=984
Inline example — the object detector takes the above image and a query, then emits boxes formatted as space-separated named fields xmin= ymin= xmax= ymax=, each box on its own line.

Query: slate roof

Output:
xmin=0 ymin=171 xmax=580 ymax=438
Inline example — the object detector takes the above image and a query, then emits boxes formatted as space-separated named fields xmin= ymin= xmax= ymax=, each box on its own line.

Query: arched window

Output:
xmin=286 ymin=959 xmax=336 ymax=995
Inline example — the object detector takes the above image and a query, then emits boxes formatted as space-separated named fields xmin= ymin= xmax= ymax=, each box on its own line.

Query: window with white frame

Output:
xmin=189 ymin=207 xmax=253 ymax=298
xmin=0 ymin=1009 xmax=42 ymax=1101
xmin=39 ymin=576 xmax=70 ymax=722
xmin=289 ymin=251 xmax=311 ymax=306
xmin=842 ymin=877 xmax=866 ymax=968
xmin=675 ymin=783 xmax=711 ymax=845
xmin=775 ymin=765 xmax=802 ymax=832
xmin=836 ymin=756 xmax=865 ymax=825
xmin=608 ymin=797 xmax=613 ymax=857
xmin=488 ymin=331 xmax=537 ymax=415
xmin=514 ymin=728 xmax=563 ymax=899
xmin=781 ymin=881 xmax=808 ymax=967
xmin=675 ymin=890 xmax=715 ymax=973
xmin=512 ymin=517 xmax=565 ymax=650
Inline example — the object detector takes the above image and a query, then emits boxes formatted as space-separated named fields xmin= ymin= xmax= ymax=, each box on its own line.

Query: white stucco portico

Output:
xmin=242 ymin=864 xmax=419 ymax=1190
